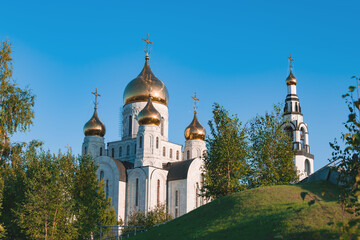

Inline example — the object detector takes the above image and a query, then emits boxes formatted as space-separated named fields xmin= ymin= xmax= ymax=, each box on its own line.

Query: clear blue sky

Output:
xmin=3 ymin=0 xmax=359 ymax=171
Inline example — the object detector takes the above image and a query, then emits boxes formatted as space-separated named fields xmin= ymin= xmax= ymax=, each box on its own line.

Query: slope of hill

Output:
xmin=131 ymin=181 xmax=352 ymax=240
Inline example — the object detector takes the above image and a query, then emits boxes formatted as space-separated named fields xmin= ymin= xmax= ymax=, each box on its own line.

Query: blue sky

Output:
xmin=3 ymin=0 xmax=360 ymax=171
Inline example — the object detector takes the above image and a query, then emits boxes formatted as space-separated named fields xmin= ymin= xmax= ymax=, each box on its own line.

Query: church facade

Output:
xmin=81 ymin=38 xmax=207 ymax=222
xmin=81 ymin=38 xmax=314 ymax=222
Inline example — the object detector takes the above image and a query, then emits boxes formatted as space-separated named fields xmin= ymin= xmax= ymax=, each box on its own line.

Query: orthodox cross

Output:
xmin=142 ymin=34 xmax=153 ymax=56
xmin=288 ymin=54 xmax=294 ymax=72
xmin=91 ymin=88 xmax=101 ymax=109
xmin=191 ymin=92 xmax=200 ymax=113
xmin=65 ymin=144 xmax=71 ymax=154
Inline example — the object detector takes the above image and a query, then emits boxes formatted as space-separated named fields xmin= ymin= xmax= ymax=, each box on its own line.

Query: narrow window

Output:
xmin=156 ymin=137 xmax=159 ymax=149
xmin=196 ymin=183 xmax=199 ymax=208
xmin=305 ymin=159 xmax=311 ymax=176
xmin=119 ymin=146 xmax=122 ymax=157
xmin=187 ymin=150 xmax=190 ymax=160
xmin=84 ymin=146 xmax=87 ymax=155
xmin=176 ymin=150 xmax=179 ymax=160
xmin=135 ymin=178 xmax=139 ymax=207
xmin=106 ymin=180 xmax=109 ymax=199
xmin=157 ymin=179 xmax=160 ymax=206
xmin=134 ymin=144 xmax=137 ymax=154
xmin=175 ymin=208 xmax=178 ymax=218
xmin=100 ymin=147 xmax=103 ymax=156
xmin=175 ymin=190 xmax=179 ymax=207
xmin=295 ymin=103 xmax=298 ymax=112
xmin=139 ymin=136 xmax=143 ymax=148
xmin=100 ymin=171 xmax=104 ymax=180
xmin=300 ymin=128 xmax=305 ymax=150
xmin=161 ymin=117 xmax=164 ymax=136
xmin=129 ymin=115 xmax=132 ymax=136
xmin=163 ymin=147 xmax=166 ymax=157
xmin=170 ymin=149 xmax=173 ymax=159
xmin=127 ymin=145 xmax=130 ymax=156
xmin=111 ymin=148 xmax=114 ymax=157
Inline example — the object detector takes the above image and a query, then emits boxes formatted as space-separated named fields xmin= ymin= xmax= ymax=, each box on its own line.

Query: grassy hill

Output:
xmin=130 ymin=181 xmax=353 ymax=240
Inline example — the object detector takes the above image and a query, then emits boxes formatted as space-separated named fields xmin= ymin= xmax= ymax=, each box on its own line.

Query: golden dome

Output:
xmin=83 ymin=109 xmax=106 ymax=137
xmin=137 ymin=95 xmax=161 ymax=126
xmin=286 ymin=70 xmax=297 ymax=85
xmin=185 ymin=113 xmax=206 ymax=141
xmin=123 ymin=57 xmax=169 ymax=106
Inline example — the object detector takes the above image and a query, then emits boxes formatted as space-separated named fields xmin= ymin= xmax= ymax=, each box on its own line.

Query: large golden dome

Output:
xmin=83 ymin=109 xmax=106 ymax=137
xmin=184 ymin=113 xmax=206 ymax=141
xmin=286 ymin=70 xmax=297 ymax=86
xmin=137 ymin=95 xmax=161 ymax=126
xmin=123 ymin=57 xmax=169 ymax=106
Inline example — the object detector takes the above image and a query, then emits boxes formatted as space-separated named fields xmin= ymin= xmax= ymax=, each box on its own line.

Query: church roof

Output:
xmin=167 ymin=159 xmax=196 ymax=181
xmin=112 ymin=159 xmax=133 ymax=182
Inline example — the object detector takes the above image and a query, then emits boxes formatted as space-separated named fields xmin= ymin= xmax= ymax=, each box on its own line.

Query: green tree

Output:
xmin=248 ymin=104 xmax=297 ymax=187
xmin=330 ymin=76 xmax=360 ymax=238
xmin=0 ymin=40 xmax=35 ymax=157
xmin=202 ymin=103 xmax=249 ymax=199
xmin=17 ymin=151 xmax=77 ymax=240
xmin=127 ymin=204 xmax=172 ymax=229
xmin=73 ymin=155 xmax=117 ymax=239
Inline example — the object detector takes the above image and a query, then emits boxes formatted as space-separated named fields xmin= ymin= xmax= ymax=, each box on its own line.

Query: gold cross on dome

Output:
xmin=65 ymin=144 xmax=71 ymax=154
xmin=91 ymin=88 xmax=101 ymax=109
xmin=191 ymin=92 xmax=200 ymax=113
xmin=288 ymin=54 xmax=294 ymax=71
xmin=142 ymin=34 xmax=153 ymax=56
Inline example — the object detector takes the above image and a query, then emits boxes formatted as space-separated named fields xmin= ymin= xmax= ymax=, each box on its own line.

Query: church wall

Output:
xmin=295 ymin=155 xmax=314 ymax=181
xmin=95 ymin=156 xmax=121 ymax=221
xmin=107 ymin=138 xmax=137 ymax=163
xmin=82 ymin=136 xmax=106 ymax=158
xmin=168 ymin=179 xmax=187 ymax=218
xmin=126 ymin=168 xmax=147 ymax=222
xmin=148 ymin=168 xmax=168 ymax=210
xmin=186 ymin=158 xmax=205 ymax=212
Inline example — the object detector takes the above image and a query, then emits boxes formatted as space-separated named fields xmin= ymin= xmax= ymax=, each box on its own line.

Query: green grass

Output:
xmin=130 ymin=181 xmax=354 ymax=240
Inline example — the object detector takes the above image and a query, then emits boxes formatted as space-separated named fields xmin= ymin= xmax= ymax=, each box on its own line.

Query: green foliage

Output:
xmin=202 ymin=103 xmax=249 ymax=199
xmin=127 ymin=204 xmax=172 ymax=229
xmin=330 ymin=76 xmax=360 ymax=239
xmin=17 ymin=151 xmax=77 ymax=240
xmin=130 ymin=181 xmax=349 ymax=240
xmin=248 ymin=104 xmax=297 ymax=187
xmin=0 ymin=40 xmax=35 ymax=150
xmin=73 ymin=154 xmax=117 ymax=239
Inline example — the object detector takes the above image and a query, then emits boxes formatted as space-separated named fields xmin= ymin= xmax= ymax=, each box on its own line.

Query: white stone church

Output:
xmin=81 ymin=38 xmax=314 ymax=222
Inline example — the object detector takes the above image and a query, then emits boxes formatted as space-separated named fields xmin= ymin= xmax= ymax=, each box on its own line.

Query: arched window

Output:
xmin=300 ymin=128 xmax=305 ymax=150
xmin=157 ymin=179 xmax=160 ymax=206
xmin=84 ymin=146 xmax=87 ymax=155
xmin=284 ymin=103 xmax=288 ymax=113
xmin=119 ymin=146 xmax=122 ymax=157
xmin=305 ymin=159 xmax=311 ymax=176
xmin=163 ymin=147 xmax=166 ymax=157
xmin=129 ymin=115 xmax=132 ymax=136
xmin=175 ymin=190 xmax=179 ymax=217
xmin=187 ymin=150 xmax=190 ymax=160
xmin=139 ymin=136 xmax=143 ymax=148
xmin=134 ymin=144 xmax=137 ymax=154
xmin=161 ymin=117 xmax=164 ymax=136
xmin=100 ymin=171 xmax=104 ymax=180
xmin=100 ymin=147 xmax=103 ymax=156
xmin=170 ymin=149 xmax=173 ymax=159
xmin=127 ymin=145 xmax=130 ymax=156
xmin=295 ymin=103 xmax=298 ymax=112
xmin=284 ymin=127 xmax=293 ymax=141
xmin=106 ymin=180 xmax=109 ymax=199
xmin=135 ymin=178 xmax=139 ymax=207
xmin=111 ymin=148 xmax=114 ymax=158
xmin=176 ymin=150 xmax=179 ymax=160
xmin=156 ymin=137 xmax=159 ymax=149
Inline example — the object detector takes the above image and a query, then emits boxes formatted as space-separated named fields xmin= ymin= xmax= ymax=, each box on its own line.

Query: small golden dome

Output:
xmin=184 ymin=113 xmax=206 ymax=141
xmin=83 ymin=109 xmax=106 ymax=137
xmin=286 ymin=70 xmax=297 ymax=85
xmin=137 ymin=96 xmax=161 ymax=126
xmin=123 ymin=57 xmax=169 ymax=106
